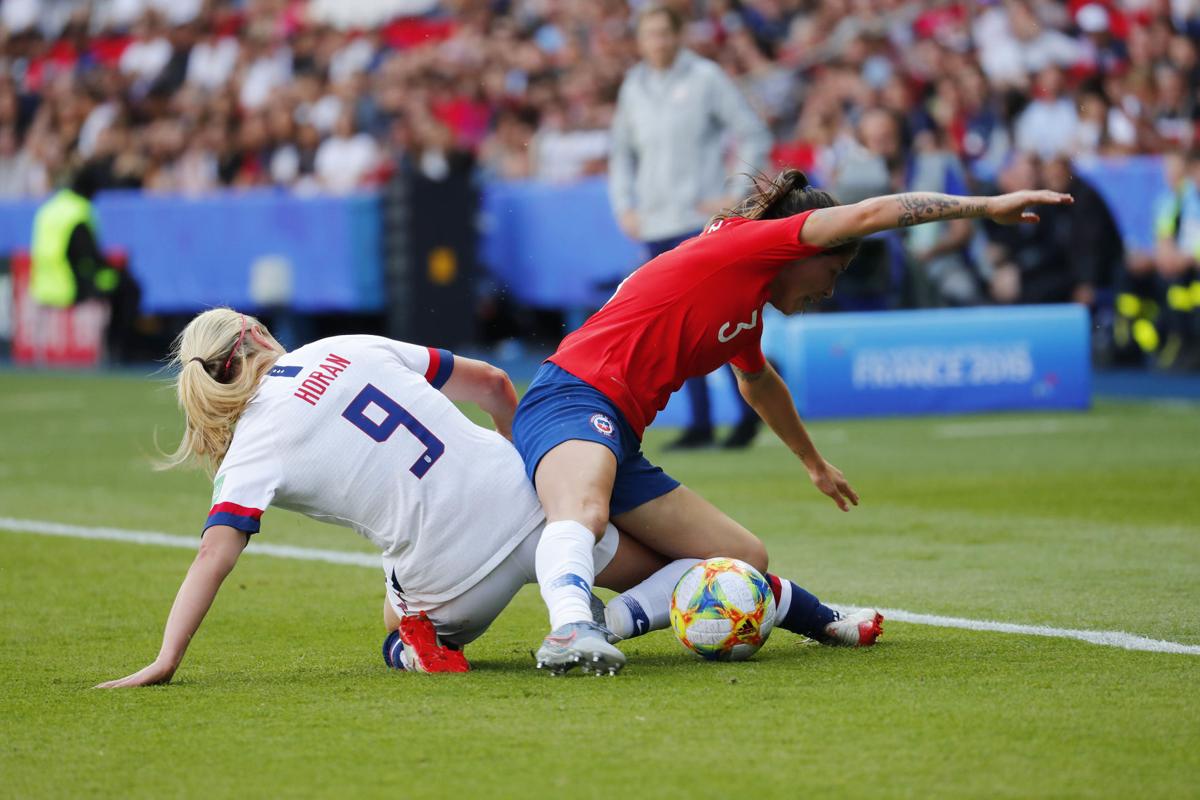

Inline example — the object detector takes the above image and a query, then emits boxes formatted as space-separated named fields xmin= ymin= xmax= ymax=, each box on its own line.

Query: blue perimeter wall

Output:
xmin=0 ymin=156 xmax=1166 ymax=314
xmin=0 ymin=190 xmax=383 ymax=313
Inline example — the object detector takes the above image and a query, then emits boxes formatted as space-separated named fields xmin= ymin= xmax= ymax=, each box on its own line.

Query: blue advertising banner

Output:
xmin=479 ymin=177 xmax=645 ymax=308
xmin=0 ymin=190 xmax=383 ymax=313
xmin=650 ymin=305 xmax=1090 ymax=428
xmin=760 ymin=304 xmax=1091 ymax=419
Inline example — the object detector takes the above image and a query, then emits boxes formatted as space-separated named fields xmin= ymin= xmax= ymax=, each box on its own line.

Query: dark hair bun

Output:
xmin=776 ymin=168 xmax=810 ymax=193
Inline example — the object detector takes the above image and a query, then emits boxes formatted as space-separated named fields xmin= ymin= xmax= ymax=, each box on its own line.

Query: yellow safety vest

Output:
xmin=30 ymin=189 xmax=97 ymax=308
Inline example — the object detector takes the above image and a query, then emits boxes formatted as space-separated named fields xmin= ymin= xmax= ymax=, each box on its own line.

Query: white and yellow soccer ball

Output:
xmin=669 ymin=557 xmax=776 ymax=661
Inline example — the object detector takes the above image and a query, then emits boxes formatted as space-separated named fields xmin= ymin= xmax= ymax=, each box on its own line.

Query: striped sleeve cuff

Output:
xmin=204 ymin=502 xmax=264 ymax=535
xmin=423 ymin=347 xmax=454 ymax=389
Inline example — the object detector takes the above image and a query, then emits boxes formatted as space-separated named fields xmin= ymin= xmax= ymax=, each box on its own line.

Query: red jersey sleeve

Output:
xmin=729 ymin=340 xmax=767 ymax=374
xmin=703 ymin=209 xmax=823 ymax=263
xmin=753 ymin=209 xmax=823 ymax=256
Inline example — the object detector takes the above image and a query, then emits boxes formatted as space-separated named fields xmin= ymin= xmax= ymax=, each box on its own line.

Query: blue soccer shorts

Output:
xmin=512 ymin=363 xmax=680 ymax=517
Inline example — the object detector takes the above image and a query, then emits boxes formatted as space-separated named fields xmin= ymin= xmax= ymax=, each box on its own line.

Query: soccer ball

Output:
xmin=670 ymin=557 xmax=776 ymax=661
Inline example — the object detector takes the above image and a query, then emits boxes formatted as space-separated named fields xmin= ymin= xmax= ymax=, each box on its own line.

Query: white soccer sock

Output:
xmin=535 ymin=520 xmax=598 ymax=630
xmin=605 ymin=558 xmax=699 ymax=639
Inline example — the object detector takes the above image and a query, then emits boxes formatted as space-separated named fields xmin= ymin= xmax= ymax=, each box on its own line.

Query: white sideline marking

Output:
xmin=4 ymin=516 xmax=1198 ymax=657
xmin=0 ymin=516 xmax=379 ymax=568
xmin=828 ymin=605 xmax=1200 ymax=656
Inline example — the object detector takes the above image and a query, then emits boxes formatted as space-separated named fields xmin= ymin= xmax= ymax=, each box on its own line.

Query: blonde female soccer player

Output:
xmin=97 ymin=308 xmax=675 ymax=684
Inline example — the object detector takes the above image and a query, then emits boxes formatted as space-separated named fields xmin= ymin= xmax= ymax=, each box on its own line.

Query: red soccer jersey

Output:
xmin=549 ymin=210 xmax=824 ymax=438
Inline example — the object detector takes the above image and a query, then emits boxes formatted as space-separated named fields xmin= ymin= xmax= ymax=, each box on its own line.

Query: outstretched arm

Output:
xmin=801 ymin=190 xmax=1074 ymax=248
xmin=732 ymin=362 xmax=859 ymax=512
xmin=96 ymin=525 xmax=247 ymax=688
xmin=440 ymin=356 xmax=519 ymax=439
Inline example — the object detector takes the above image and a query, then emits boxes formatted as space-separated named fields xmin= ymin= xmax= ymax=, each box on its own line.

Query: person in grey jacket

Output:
xmin=608 ymin=4 xmax=772 ymax=449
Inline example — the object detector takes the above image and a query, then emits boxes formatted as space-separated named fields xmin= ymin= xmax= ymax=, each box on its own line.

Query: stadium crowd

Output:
xmin=2 ymin=0 xmax=1199 ymax=363
xmin=3 ymin=0 xmax=1198 ymax=192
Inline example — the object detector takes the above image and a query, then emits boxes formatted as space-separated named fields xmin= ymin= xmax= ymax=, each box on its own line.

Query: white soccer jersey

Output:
xmin=205 ymin=335 xmax=545 ymax=605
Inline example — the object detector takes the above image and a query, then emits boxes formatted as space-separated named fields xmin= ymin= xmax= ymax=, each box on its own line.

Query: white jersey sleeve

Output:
xmin=205 ymin=420 xmax=283 ymax=535
xmin=376 ymin=339 xmax=456 ymax=391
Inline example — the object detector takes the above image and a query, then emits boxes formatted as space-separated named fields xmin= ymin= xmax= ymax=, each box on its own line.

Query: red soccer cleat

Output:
xmin=396 ymin=612 xmax=470 ymax=673
xmin=824 ymin=608 xmax=884 ymax=647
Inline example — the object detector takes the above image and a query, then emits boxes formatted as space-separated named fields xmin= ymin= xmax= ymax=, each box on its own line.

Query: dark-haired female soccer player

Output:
xmin=517 ymin=169 xmax=1073 ymax=673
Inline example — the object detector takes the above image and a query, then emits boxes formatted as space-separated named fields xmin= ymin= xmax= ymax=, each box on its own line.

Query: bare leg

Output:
xmin=533 ymin=439 xmax=618 ymax=536
xmin=531 ymin=440 xmax=619 ymax=630
xmin=383 ymin=597 xmax=400 ymax=631
xmin=612 ymin=485 xmax=768 ymax=572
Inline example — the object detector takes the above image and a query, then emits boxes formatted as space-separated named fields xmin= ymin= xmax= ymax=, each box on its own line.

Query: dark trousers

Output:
xmin=644 ymin=231 xmax=756 ymax=432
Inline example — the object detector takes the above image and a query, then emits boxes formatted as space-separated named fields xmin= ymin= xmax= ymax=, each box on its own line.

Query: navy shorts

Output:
xmin=513 ymin=363 xmax=680 ymax=517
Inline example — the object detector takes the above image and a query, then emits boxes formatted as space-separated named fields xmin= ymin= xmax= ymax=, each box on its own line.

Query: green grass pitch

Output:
xmin=1 ymin=372 xmax=1197 ymax=798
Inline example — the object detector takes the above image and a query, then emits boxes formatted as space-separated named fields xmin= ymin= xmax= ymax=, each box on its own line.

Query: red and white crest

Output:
xmin=589 ymin=413 xmax=615 ymax=438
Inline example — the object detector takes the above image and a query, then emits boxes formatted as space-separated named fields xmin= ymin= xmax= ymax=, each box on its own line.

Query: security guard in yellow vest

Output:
xmin=29 ymin=162 xmax=140 ymax=360
xmin=1114 ymin=151 xmax=1200 ymax=370
xmin=31 ymin=167 xmax=118 ymax=307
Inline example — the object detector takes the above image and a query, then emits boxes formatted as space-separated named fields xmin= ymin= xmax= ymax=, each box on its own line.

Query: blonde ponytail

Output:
xmin=160 ymin=307 xmax=285 ymax=475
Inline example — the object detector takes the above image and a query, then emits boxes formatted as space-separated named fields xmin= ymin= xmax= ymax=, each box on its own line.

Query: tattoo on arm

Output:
xmin=895 ymin=194 xmax=987 ymax=227
xmin=731 ymin=364 xmax=767 ymax=383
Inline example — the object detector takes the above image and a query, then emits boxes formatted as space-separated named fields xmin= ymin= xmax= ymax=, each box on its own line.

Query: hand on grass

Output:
xmin=985 ymin=190 xmax=1073 ymax=225
xmin=95 ymin=659 xmax=176 ymax=689
xmin=808 ymin=460 xmax=859 ymax=512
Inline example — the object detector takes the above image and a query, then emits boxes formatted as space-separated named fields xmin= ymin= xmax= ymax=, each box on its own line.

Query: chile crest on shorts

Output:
xmin=589 ymin=413 xmax=616 ymax=439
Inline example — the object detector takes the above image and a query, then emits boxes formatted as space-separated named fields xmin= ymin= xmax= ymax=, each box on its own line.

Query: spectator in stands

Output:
xmin=531 ymin=100 xmax=609 ymax=183
xmin=315 ymin=110 xmax=379 ymax=193
xmin=238 ymin=32 xmax=292 ymax=111
xmin=173 ymin=124 xmax=221 ymax=195
xmin=975 ymin=0 xmax=1080 ymax=89
xmin=1149 ymin=149 xmax=1200 ymax=369
xmin=608 ymin=4 xmax=770 ymax=450
xmin=1113 ymin=151 xmax=1184 ymax=365
xmin=985 ymin=152 xmax=1121 ymax=308
xmin=836 ymin=109 xmax=983 ymax=307
xmin=1075 ymin=3 xmax=1129 ymax=76
xmin=985 ymin=152 xmax=1068 ymax=304
xmin=186 ymin=17 xmax=240 ymax=92
xmin=1014 ymin=66 xmax=1080 ymax=158
xmin=120 ymin=12 xmax=174 ymax=95
xmin=1040 ymin=154 xmax=1124 ymax=308
xmin=0 ymin=125 xmax=42 ymax=197
xmin=478 ymin=106 xmax=536 ymax=181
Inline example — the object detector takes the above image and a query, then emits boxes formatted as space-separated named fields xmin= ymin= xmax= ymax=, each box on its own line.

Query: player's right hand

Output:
xmin=95 ymin=658 xmax=176 ymax=688
xmin=985 ymin=190 xmax=1073 ymax=225
xmin=807 ymin=459 xmax=859 ymax=512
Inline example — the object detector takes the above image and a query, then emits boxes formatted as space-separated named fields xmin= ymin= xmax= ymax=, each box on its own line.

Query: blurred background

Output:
xmin=0 ymin=0 xmax=1198 ymax=385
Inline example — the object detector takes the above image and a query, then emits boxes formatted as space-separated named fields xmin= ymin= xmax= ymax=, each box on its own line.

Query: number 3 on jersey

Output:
xmin=342 ymin=384 xmax=445 ymax=478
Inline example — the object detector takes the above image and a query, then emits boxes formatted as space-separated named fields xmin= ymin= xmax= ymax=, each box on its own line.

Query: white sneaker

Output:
xmin=824 ymin=608 xmax=884 ymax=646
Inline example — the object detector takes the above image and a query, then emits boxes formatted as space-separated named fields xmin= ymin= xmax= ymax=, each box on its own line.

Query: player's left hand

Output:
xmin=985 ymin=190 xmax=1073 ymax=225
xmin=808 ymin=460 xmax=859 ymax=512
xmin=95 ymin=659 xmax=176 ymax=689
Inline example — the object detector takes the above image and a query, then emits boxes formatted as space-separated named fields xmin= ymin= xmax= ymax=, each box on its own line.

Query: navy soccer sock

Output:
xmin=766 ymin=573 xmax=838 ymax=642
